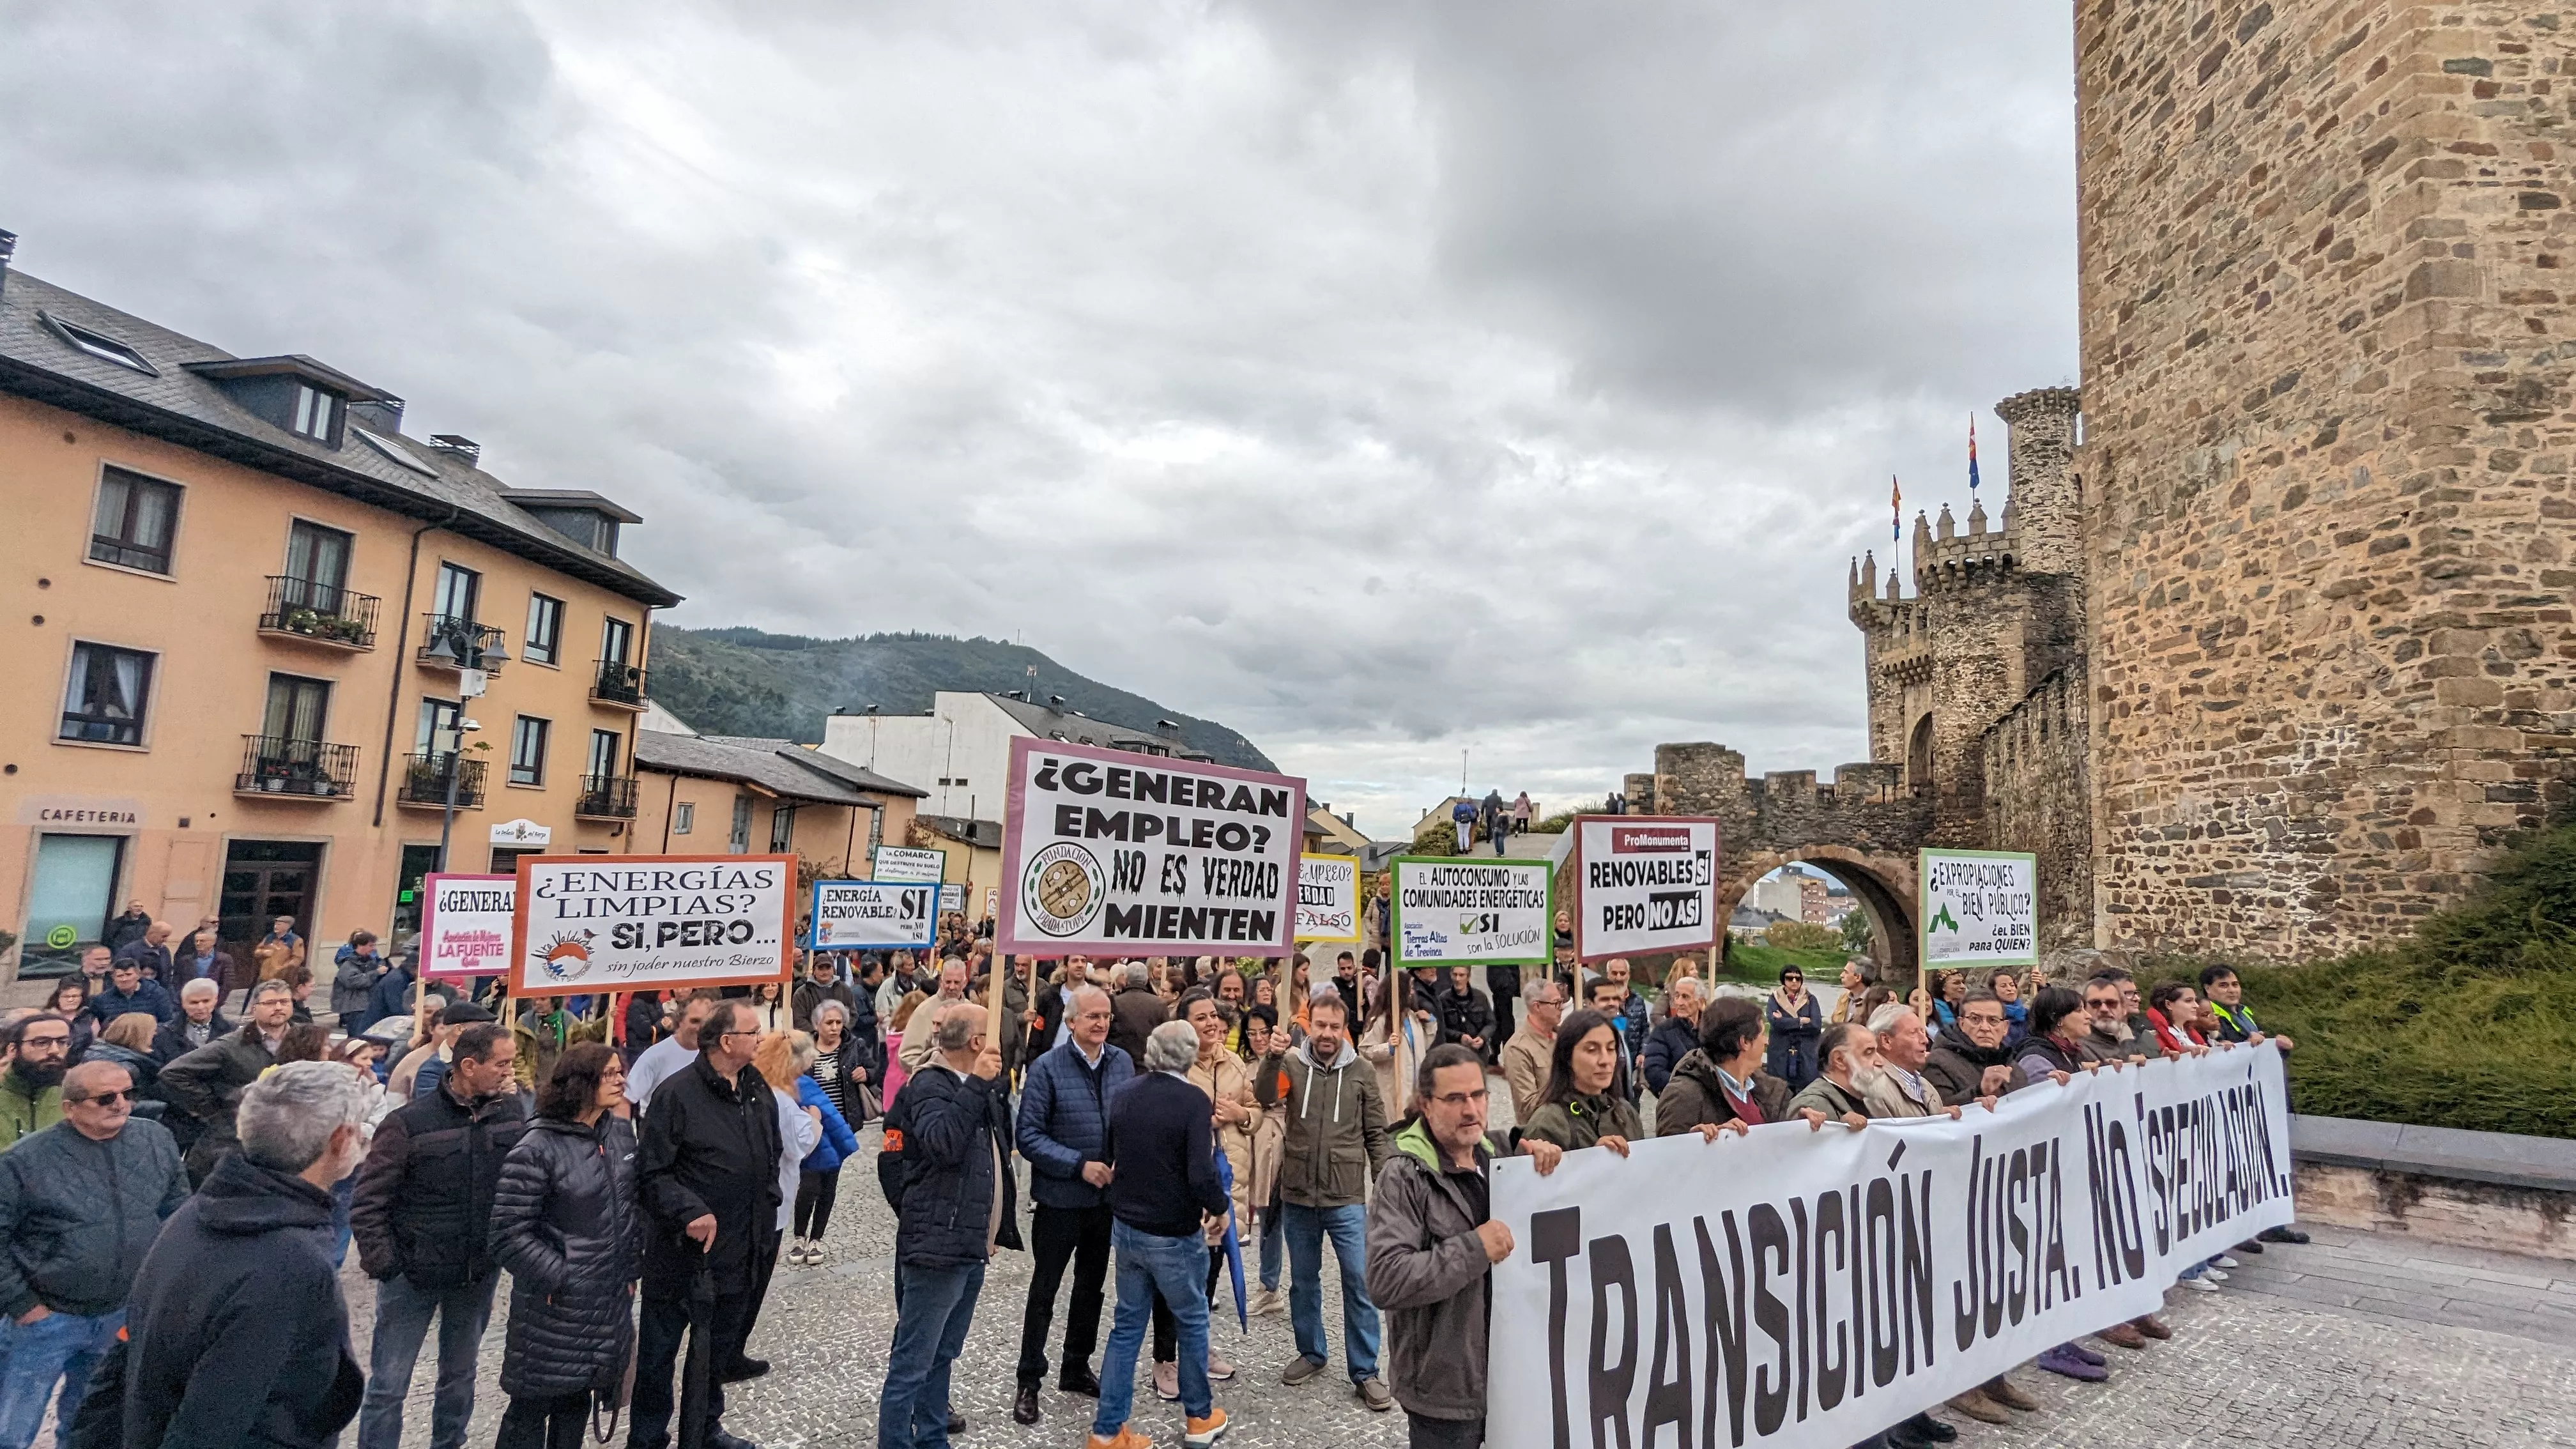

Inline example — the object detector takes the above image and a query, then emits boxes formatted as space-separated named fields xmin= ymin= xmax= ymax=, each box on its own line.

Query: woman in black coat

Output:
xmin=489 ymin=1041 xmax=640 ymax=1449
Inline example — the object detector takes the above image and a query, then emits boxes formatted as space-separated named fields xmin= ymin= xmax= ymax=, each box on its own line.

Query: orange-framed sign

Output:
xmin=510 ymin=853 xmax=797 ymax=997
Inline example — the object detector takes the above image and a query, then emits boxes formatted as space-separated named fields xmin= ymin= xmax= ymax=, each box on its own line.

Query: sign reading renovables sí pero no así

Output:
xmin=997 ymin=737 xmax=1307 ymax=957
xmin=509 ymin=854 xmax=797 ymax=996
xmin=1569 ymin=815 xmax=1721 ymax=962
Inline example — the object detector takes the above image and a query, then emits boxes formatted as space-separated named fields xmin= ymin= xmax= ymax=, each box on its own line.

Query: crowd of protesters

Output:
xmin=0 ymin=907 xmax=2306 ymax=1449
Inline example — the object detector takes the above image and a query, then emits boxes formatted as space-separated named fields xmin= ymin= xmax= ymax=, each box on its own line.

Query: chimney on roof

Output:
xmin=427 ymin=434 xmax=481 ymax=464
xmin=0 ymin=229 xmax=15 ymax=298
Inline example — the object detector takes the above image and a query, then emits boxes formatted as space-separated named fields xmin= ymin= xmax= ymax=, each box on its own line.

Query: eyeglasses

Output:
xmin=69 ymin=1089 xmax=132 ymax=1105
xmin=1427 ymin=1089 xmax=1489 ymax=1108
xmin=19 ymin=1036 xmax=70 ymax=1050
xmin=716 ymin=1029 xmax=762 ymax=1042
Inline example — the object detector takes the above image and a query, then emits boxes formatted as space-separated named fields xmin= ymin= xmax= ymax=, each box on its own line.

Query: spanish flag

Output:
xmin=1890 ymin=475 xmax=1902 ymax=540
xmin=1968 ymin=415 xmax=1982 ymax=494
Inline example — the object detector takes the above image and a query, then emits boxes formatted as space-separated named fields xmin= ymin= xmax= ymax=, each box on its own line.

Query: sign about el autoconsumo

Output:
xmin=510 ymin=854 xmax=796 ymax=995
xmin=1574 ymin=815 xmax=1719 ymax=961
xmin=810 ymin=880 xmax=940 ymax=951
xmin=1294 ymin=855 xmax=1361 ymax=944
xmin=1919 ymin=849 xmax=2039 ymax=968
xmin=1391 ymin=857 xmax=1552 ymax=966
xmin=420 ymin=873 xmax=514 ymax=981
xmin=997 ymin=737 xmax=1307 ymax=956
xmin=1487 ymin=1046 xmax=2295 ymax=1449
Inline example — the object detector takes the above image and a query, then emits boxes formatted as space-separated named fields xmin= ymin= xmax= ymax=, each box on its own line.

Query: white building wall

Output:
xmin=818 ymin=692 xmax=1027 ymax=819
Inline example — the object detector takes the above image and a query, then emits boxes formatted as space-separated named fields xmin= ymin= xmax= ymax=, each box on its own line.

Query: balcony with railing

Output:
xmin=258 ymin=576 xmax=379 ymax=650
xmin=416 ymin=614 xmax=507 ymax=673
xmin=575 ymin=773 xmax=640 ymax=819
xmin=590 ymin=659 xmax=648 ymax=709
xmin=233 ymin=735 xmax=360 ymax=801
xmin=396 ymin=751 xmax=487 ymax=809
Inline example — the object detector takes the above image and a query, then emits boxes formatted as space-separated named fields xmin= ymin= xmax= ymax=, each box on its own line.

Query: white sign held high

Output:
xmin=810 ymin=880 xmax=939 ymax=951
xmin=420 ymin=873 xmax=513 ymax=981
xmin=872 ymin=846 xmax=947 ymax=884
xmin=997 ymin=737 xmax=1305 ymax=956
xmin=1488 ymin=1046 xmax=2295 ymax=1449
xmin=1919 ymin=849 xmax=2039 ymax=967
xmin=1390 ymin=856 xmax=1552 ymax=965
xmin=511 ymin=854 xmax=795 ymax=995
xmin=1573 ymin=815 xmax=1719 ymax=961
xmin=1294 ymin=855 xmax=1361 ymax=944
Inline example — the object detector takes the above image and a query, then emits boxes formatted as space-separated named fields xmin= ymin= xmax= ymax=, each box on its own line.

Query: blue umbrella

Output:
xmin=1216 ymin=1146 xmax=1248 ymax=1331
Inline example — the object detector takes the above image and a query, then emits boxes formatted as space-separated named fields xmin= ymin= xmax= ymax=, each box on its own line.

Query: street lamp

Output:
xmin=434 ymin=666 xmax=491 ymax=871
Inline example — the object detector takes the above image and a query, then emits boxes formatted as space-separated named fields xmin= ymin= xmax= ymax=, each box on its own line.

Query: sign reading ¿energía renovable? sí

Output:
xmin=809 ymin=880 xmax=940 ymax=951
xmin=1571 ymin=815 xmax=1719 ymax=962
xmin=997 ymin=737 xmax=1306 ymax=956
xmin=510 ymin=854 xmax=796 ymax=995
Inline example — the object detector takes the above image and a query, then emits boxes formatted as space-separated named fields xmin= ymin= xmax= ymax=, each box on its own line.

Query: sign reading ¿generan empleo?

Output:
xmin=511 ymin=854 xmax=795 ymax=995
xmin=997 ymin=737 xmax=1306 ymax=956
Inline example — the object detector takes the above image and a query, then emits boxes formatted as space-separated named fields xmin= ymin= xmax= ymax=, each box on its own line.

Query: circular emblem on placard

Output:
xmin=1022 ymin=842 xmax=1107 ymax=939
xmin=533 ymin=930 xmax=596 ymax=983
xmin=44 ymin=924 xmax=77 ymax=950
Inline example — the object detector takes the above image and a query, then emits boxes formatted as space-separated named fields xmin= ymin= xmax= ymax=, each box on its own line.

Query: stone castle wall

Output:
xmin=2076 ymin=0 xmax=2576 ymax=957
xmin=1982 ymin=668 xmax=2097 ymax=955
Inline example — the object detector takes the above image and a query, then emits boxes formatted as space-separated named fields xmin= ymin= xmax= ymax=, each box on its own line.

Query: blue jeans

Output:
xmin=1259 ymin=1208 xmax=1284 ymax=1292
xmin=358 ymin=1272 xmax=498 ymax=1449
xmin=0 ymin=1309 xmax=119 ymax=1449
xmin=1284 ymin=1202 xmax=1380 ymax=1382
xmin=1095 ymin=1221 xmax=1212 ymax=1436
xmin=879 ymin=1259 xmax=986 ymax=1449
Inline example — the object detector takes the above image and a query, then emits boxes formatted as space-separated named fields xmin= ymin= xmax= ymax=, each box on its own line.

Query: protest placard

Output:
xmin=1489 ymin=1046 xmax=2294 ymax=1449
xmin=873 ymin=845 xmax=947 ymax=884
xmin=1920 ymin=848 xmax=2039 ymax=968
xmin=1295 ymin=854 xmax=1361 ymax=943
xmin=1390 ymin=856 xmax=1552 ymax=965
xmin=419 ymin=873 xmax=512 ymax=980
xmin=809 ymin=880 xmax=939 ymax=951
xmin=997 ymin=737 xmax=1305 ymax=956
xmin=510 ymin=854 xmax=795 ymax=995
xmin=1571 ymin=815 xmax=1719 ymax=961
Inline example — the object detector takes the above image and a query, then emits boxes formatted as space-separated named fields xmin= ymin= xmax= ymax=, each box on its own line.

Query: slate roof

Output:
xmin=700 ymin=736 xmax=928 ymax=799
xmin=916 ymin=815 xmax=1003 ymax=850
xmin=983 ymin=694 xmax=1215 ymax=762
xmin=0 ymin=266 xmax=680 ymax=607
xmin=633 ymin=730 xmax=870 ymax=806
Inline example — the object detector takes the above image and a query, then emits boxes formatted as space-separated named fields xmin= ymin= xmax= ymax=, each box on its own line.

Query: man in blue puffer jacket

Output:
xmin=1008 ymin=984 xmax=1134 ymax=1425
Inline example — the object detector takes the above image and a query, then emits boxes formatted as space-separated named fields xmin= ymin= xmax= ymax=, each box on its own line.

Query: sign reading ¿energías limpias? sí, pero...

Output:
xmin=997 ymin=737 xmax=1306 ymax=956
xmin=511 ymin=854 xmax=795 ymax=995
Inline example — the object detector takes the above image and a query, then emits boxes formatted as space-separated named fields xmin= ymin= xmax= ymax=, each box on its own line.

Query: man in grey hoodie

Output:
xmin=1252 ymin=988 xmax=1392 ymax=1410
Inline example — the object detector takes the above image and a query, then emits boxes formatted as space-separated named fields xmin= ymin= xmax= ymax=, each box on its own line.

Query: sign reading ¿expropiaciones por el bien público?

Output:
xmin=420 ymin=873 xmax=514 ymax=980
xmin=1919 ymin=848 xmax=2039 ymax=967
xmin=1294 ymin=855 xmax=1361 ymax=943
xmin=809 ymin=880 xmax=940 ymax=951
xmin=1391 ymin=856 xmax=1553 ymax=965
xmin=997 ymin=737 xmax=1306 ymax=956
xmin=1487 ymin=1045 xmax=2296 ymax=1449
xmin=510 ymin=854 xmax=796 ymax=995
xmin=1572 ymin=815 xmax=1720 ymax=961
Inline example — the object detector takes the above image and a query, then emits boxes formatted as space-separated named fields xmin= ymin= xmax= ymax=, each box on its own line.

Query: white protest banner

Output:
xmin=1390 ymin=856 xmax=1552 ymax=965
xmin=1920 ymin=848 xmax=2039 ymax=968
xmin=419 ymin=873 xmax=513 ymax=981
xmin=998 ymin=737 xmax=1306 ymax=956
xmin=1573 ymin=815 xmax=1720 ymax=961
xmin=1489 ymin=1046 xmax=2294 ymax=1449
xmin=810 ymin=880 xmax=938 ymax=951
xmin=1296 ymin=855 xmax=1362 ymax=943
xmin=511 ymin=854 xmax=795 ymax=995
xmin=873 ymin=846 xmax=948 ymax=884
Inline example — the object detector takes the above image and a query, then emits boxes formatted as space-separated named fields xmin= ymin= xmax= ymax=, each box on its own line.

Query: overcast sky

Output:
xmin=5 ymin=1 xmax=2077 ymax=838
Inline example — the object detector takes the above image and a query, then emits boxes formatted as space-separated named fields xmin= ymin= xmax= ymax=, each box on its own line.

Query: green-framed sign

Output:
xmin=1389 ymin=855 xmax=1554 ymax=967
xmin=1917 ymin=848 xmax=2039 ymax=969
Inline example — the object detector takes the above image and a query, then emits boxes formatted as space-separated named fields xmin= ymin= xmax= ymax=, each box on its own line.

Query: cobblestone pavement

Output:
xmin=349 ymin=1095 xmax=2576 ymax=1449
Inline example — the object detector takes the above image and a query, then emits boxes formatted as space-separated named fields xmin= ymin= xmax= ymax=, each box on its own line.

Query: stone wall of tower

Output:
xmin=2076 ymin=0 xmax=2576 ymax=958
xmin=1982 ymin=668 xmax=2098 ymax=956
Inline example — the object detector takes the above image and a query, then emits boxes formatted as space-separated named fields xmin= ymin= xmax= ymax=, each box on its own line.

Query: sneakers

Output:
xmin=784 ymin=1238 xmax=813 ymax=1267
xmin=2202 ymin=1266 xmax=2231 ymax=1282
xmin=1355 ymin=1378 xmax=1394 ymax=1413
xmin=1279 ymin=1356 xmax=1328 ymax=1387
xmin=1087 ymin=1427 xmax=1156 ymax=1449
xmin=1945 ymin=1390 xmax=2011 ymax=1425
xmin=1153 ymin=1361 xmax=1180 ymax=1402
xmin=2258 ymin=1225 xmax=2310 ymax=1245
xmin=2211 ymin=1255 xmax=2241 ymax=1269
xmin=1246 ymin=1287 xmax=1285 ymax=1317
xmin=2178 ymin=1274 xmax=2221 ymax=1292
xmin=2035 ymin=1345 xmax=2107 ymax=1382
xmin=1184 ymin=1408 xmax=1230 ymax=1448
xmin=1207 ymin=1353 xmax=1237 ymax=1383
xmin=2063 ymin=1342 xmax=2106 ymax=1368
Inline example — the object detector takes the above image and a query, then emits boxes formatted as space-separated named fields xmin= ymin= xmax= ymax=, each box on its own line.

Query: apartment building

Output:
xmin=0 ymin=233 xmax=681 ymax=981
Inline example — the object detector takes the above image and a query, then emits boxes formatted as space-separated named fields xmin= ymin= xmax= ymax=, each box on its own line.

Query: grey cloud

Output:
xmin=0 ymin=0 xmax=2075 ymax=838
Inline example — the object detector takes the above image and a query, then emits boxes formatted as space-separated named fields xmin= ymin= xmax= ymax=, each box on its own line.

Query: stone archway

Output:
xmin=1718 ymin=843 xmax=1919 ymax=987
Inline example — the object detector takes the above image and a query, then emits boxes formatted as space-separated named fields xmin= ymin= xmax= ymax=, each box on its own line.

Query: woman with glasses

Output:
xmin=489 ymin=1043 xmax=640 ymax=1449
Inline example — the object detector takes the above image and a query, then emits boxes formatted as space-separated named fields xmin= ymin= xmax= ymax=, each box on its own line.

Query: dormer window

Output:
xmin=292 ymin=384 xmax=337 ymax=440
xmin=41 ymin=312 xmax=157 ymax=376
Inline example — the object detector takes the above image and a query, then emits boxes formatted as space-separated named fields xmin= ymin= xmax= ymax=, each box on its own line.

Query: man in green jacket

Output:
xmin=1365 ymin=1045 xmax=1561 ymax=1448
xmin=1253 ymin=989 xmax=1392 ymax=1409
xmin=0 ymin=1016 xmax=72 ymax=1151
